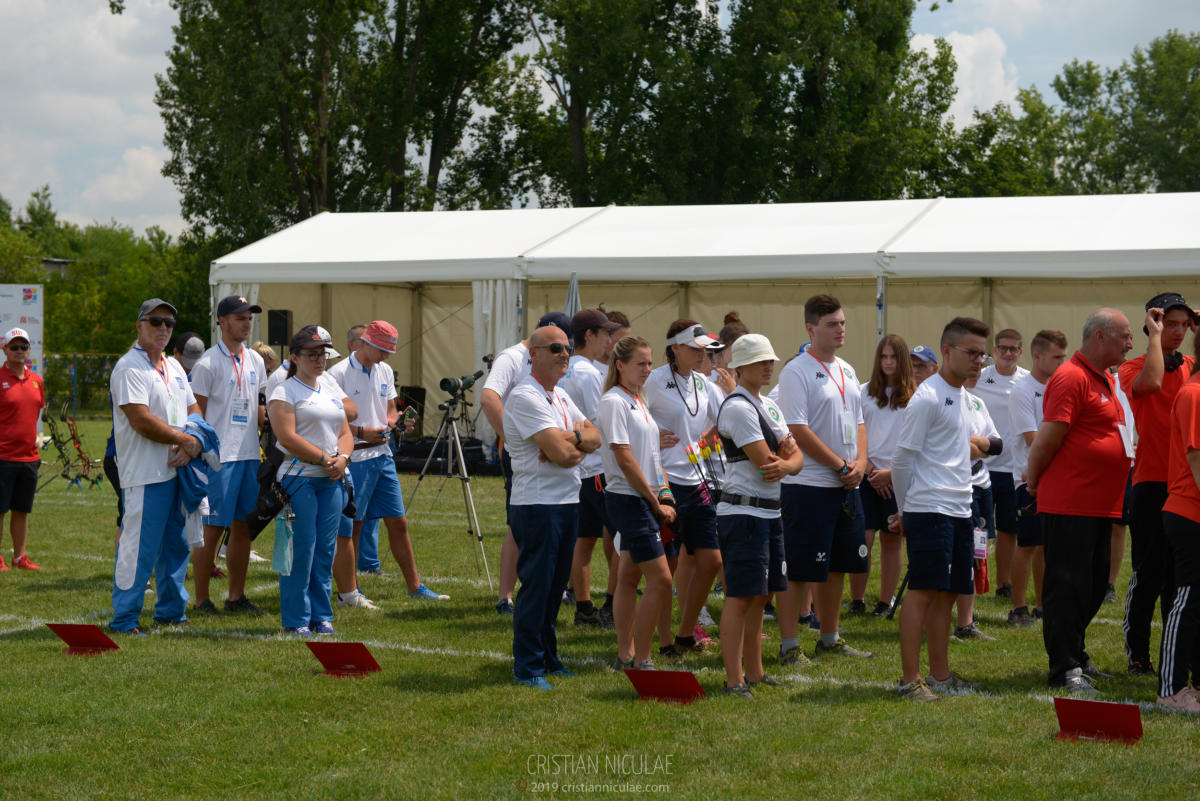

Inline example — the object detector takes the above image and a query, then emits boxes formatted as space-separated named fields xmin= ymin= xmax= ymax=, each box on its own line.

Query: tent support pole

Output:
xmin=981 ymin=278 xmax=994 ymax=339
xmin=410 ymin=283 xmax=424 ymax=386
xmin=875 ymin=276 xmax=887 ymax=343
xmin=678 ymin=281 xmax=691 ymax=321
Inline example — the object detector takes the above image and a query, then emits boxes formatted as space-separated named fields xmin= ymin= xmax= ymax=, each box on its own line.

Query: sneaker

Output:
xmin=1081 ymin=661 xmax=1113 ymax=679
xmin=0 ymin=555 xmax=8 ymax=571
xmin=658 ymin=644 xmax=684 ymax=660
xmin=1032 ymin=606 xmax=1044 ymax=620
xmin=152 ymin=617 xmax=190 ymax=627
xmin=312 ymin=621 xmax=336 ymax=636
xmin=562 ymin=587 xmax=576 ymax=606
xmin=224 ymin=596 xmax=264 ymax=615
xmin=1059 ymin=668 xmax=1098 ymax=696
xmin=847 ymin=599 xmax=867 ymax=615
xmin=409 ymin=583 xmax=449 ymax=600
xmin=995 ymin=583 xmax=1012 ymax=599
xmin=549 ymin=667 xmax=575 ymax=678
xmin=210 ymin=564 xmax=227 ymax=579
xmin=763 ymin=603 xmax=777 ymax=621
xmin=13 ymin=554 xmax=41 ymax=571
xmin=747 ymin=673 xmax=780 ymax=687
xmin=1007 ymin=606 xmax=1034 ymax=627
xmin=514 ymin=676 xmax=554 ymax=690
xmin=898 ymin=676 xmax=939 ymax=701
xmin=596 ymin=605 xmax=615 ymax=629
xmin=815 ymin=638 xmax=874 ymax=658
xmin=926 ymin=671 xmax=981 ymax=693
xmin=1158 ymin=688 xmax=1200 ymax=714
xmin=247 ymin=549 xmax=268 ymax=563
xmin=872 ymin=601 xmax=892 ymax=617
xmin=808 ymin=613 xmax=822 ymax=631
xmin=574 ymin=607 xmax=602 ymax=627
xmin=1103 ymin=583 xmax=1118 ymax=603
xmin=338 ymin=590 xmax=380 ymax=610
xmin=698 ymin=606 xmax=716 ymax=627
xmin=723 ymin=681 xmax=754 ymax=699
xmin=358 ymin=567 xmax=387 ymax=576
xmin=711 ymin=581 xmax=724 ymax=596
xmin=611 ymin=656 xmax=634 ymax=671
xmin=1128 ymin=658 xmax=1156 ymax=676
xmin=194 ymin=599 xmax=221 ymax=616
xmin=779 ymin=646 xmax=812 ymax=667
xmin=495 ymin=598 xmax=515 ymax=615
xmin=283 ymin=626 xmax=313 ymax=637
xmin=629 ymin=659 xmax=656 ymax=671
xmin=954 ymin=622 xmax=997 ymax=642
xmin=119 ymin=627 xmax=148 ymax=637
xmin=674 ymin=635 xmax=707 ymax=654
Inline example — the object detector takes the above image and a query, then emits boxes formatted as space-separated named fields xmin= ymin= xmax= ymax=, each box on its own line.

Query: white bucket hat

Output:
xmin=728 ymin=333 xmax=778 ymax=368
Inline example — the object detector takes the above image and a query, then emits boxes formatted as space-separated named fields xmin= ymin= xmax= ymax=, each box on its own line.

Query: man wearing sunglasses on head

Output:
xmin=109 ymin=299 xmax=204 ymax=634
xmin=0 ymin=328 xmax=46 ymax=571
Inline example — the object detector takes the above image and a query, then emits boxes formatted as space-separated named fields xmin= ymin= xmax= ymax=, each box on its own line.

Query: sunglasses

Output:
xmin=535 ymin=343 xmax=574 ymax=355
xmin=995 ymin=345 xmax=1021 ymax=355
xmin=143 ymin=317 xmax=177 ymax=328
xmin=6 ymin=343 xmax=29 ymax=351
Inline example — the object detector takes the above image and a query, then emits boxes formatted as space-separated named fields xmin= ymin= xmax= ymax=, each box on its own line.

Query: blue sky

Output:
xmin=2 ymin=0 xmax=1199 ymax=239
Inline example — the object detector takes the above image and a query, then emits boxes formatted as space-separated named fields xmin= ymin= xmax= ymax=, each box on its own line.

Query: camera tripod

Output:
xmin=406 ymin=391 xmax=493 ymax=590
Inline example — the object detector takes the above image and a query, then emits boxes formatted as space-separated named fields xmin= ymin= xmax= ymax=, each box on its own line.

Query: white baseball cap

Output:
xmin=3 ymin=327 xmax=30 ymax=345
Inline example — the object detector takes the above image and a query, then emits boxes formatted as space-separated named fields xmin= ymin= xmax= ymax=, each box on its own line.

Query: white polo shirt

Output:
xmin=1009 ymin=373 xmax=1046 ymax=488
xmin=972 ymin=364 xmax=1029 ymax=474
xmin=483 ymin=342 xmax=532 ymax=406
xmin=894 ymin=373 xmax=972 ymax=518
xmin=326 ymin=353 xmax=396 ymax=461
xmin=644 ymin=364 xmax=718 ymax=485
xmin=598 ymin=386 xmax=663 ymax=497
xmin=111 ymin=346 xmax=197 ymax=488
xmin=715 ymin=387 xmax=790 ymax=520
xmin=190 ymin=342 xmax=266 ymax=463
xmin=503 ymin=375 xmax=586 ymax=505
xmin=860 ymin=383 xmax=905 ymax=471
xmin=559 ymin=355 xmax=605 ymax=479
xmin=777 ymin=351 xmax=863 ymax=488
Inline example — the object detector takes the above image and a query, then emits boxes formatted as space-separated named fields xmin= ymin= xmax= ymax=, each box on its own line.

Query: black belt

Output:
xmin=720 ymin=492 xmax=780 ymax=511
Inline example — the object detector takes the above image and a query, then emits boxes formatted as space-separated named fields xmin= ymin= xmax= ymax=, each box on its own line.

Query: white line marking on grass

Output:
xmin=0 ymin=609 xmax=109 ymax=636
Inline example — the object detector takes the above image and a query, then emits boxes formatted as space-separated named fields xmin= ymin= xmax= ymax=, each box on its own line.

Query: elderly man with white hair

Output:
xmin=1027 ymin=308 xmax=1135 ymax=693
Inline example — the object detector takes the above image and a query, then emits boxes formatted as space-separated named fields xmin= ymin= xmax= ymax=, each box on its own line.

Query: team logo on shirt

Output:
xmin=815 ymin=371 xmax=826 ymax=380
xmin=1 ymin=382 xmax=7 ymax=389
xmin=175 ymin=377 xmax=186 ymax=389
xmin=768 ymin=407 xmax=781 ymax=421
xmin=944 ymin=397 xmax=954 ymax=407
xmin=1100 ymin=393 xmax=1109 ymax=403
xmin=970 ymin=398 xmax=982 ymax=411
xmin=985 ymin=377 xmax=996 ymax=384
xmin=1034 ymin=391 xmax=1043 ymax=399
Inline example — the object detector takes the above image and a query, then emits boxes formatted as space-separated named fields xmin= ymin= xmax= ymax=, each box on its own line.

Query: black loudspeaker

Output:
xmin=267 ymin=309 xmax=292 ymax=346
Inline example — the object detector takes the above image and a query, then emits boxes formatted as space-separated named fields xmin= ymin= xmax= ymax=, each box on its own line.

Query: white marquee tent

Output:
xmin=211 ymin=193 xmax=1200 ymax=435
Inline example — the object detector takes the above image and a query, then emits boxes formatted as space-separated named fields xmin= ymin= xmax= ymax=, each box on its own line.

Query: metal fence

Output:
xmin=41 ymin=353 xmax=122 ymax=415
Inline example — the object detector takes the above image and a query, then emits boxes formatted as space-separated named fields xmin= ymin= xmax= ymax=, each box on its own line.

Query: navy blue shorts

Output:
xmin=668 ymin=481 xmax=719 ymax=554
xmin=605 ymin=491 xmax=664 ymax=564
xmin=781 ymin=484 xmax=868 ymax=582
xmin=578 ymin=474 xmax=611 ymax=539
xmin=718 ymin=514 xmax=787 ymax=598
xmin=860 ymin=480 xmax=898 ymax=531
xmin=1015 ymin=484 xmax=1043 ymax=547
xmin=972 ymin=483 xmax=996 ymax=540
xmin=903 ymin=511 xmax=974 ymax=595
xmin=989 ymin=471 xmax=1018 ymax=533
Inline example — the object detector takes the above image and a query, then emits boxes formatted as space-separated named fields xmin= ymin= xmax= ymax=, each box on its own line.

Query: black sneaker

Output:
xmin=1082 ymin=661 xmax=1113 ymax=679
xmin=1128 ymin=658 xmax=1156 ymax=676
xmin=723 ymin=681 xmax=753 ymax=699
xmin=194 ymin=599 xmax=221 ymax=616
xmin=574 ymin=607 xmax=602 ymax=627
xmin=763 ymin=603 xmax=777 ymax=621
xmin=495 ymin=598 xmax=515 ymax=615
xmin=596 ymin=605 xmax=615 ymax=630
xmin=224 ymin=596 xmax=264 ymax=615
xmin=658 ymin=644 xmax=684 ymax=661
xmin=1007 ymin=606 xmax=1034 ymax=627
xmin=847 ymin=600 xmax=867 ymax=615
xmin=872 ymin=601 xmax=892 ymax=617
xmin=1032 ymin=606 xmax=1044 ymax=620
xmin=995 ymin=583 xmax=1013 ymax=599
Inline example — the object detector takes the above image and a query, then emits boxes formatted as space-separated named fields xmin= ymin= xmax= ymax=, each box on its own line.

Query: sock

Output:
xmin=819 ymin=632 xmax=839 ymax=647
xmin=781 ymin=637 xmax=799 ymax=654
xmin=603 ymin=593 xmax=614 ymax=607
xmin=577 ymin=600 xmax=595 ymax=615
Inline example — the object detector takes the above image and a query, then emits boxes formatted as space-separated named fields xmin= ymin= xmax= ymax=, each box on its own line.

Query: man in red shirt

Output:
xmin=0 ymin=328 xmax=47 ymax=571
xmin=1158 ymin=330 xmax=1200 ymax=713
xmin=1119 ymin=292 xmax=1196 ymax=676
xmin=1028 ymin=309 xmax=1134 ymax=692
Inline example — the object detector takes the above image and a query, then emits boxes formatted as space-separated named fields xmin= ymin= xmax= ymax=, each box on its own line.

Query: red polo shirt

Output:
xmin=0 ymin=363 xmax=46 ymax=462
xmin=1119 ymin=352 xmax=1196 ymax=485
xmin=1164 ymin=372 xmax=1200 ymax=525
xmin=1038 ymin=351 xmax=1132 ymax=518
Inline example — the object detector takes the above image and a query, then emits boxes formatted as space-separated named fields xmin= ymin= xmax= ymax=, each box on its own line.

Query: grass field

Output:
xmin=5 ymin=420 xmax=1199 ymax=801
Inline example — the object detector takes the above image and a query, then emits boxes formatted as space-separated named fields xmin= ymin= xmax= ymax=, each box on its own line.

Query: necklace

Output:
xmin=671 ymin=366 xmax=700 ymax=417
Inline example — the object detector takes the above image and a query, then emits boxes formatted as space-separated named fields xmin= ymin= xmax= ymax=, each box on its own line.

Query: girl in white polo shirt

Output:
xmin=600 ymin=336 xmax=676 ymax=670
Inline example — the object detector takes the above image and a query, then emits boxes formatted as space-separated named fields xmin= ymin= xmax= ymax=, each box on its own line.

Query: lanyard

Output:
xmin=135 ymin=346 xmax=173 ymax=400
xmin=617 ymin=384 xmax=649 ymax=424
xmin=545 ymin=388 xmax=569 ymax=429
xmin=809 ymin=352 xmax=846 ymax=407
xmin=220 ymin=342 xmax=245 ymax=393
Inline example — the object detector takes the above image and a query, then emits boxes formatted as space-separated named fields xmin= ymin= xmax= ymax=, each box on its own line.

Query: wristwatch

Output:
xmin=335 ymin=452 xmax=352 ymax=464
xmin=838 ymin=460 xmax=851 ymax=476
xmin=574 ymin=430 xmax=583 ymax=446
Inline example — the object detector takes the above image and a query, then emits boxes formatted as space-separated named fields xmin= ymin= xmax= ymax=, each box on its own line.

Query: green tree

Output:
xmin=1119 ymin=30 xmax=1200 ymax=192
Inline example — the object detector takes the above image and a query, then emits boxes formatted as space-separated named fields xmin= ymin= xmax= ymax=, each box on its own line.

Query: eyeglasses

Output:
xmin=298 ymin=351 xmax=328 ymax=361
xmin=995 ymin=345 xmax=1021 ymax=355
xmin=534 ymin=343 xmax=574 ymax=355
xmin=143 ymin=317 xmax=176 ymax=328
xmin=952 ymin=345 xmax=988 ymax=362
xmin=6 ymin=343 xmax=29 ymax=351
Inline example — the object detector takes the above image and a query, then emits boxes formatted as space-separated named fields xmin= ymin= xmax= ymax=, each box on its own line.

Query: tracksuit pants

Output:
xmin=510 ymin=503 xmax=578 ymax=679
xmin=111 ymin=478 xmax=190 ymax=631
xmin=1160 ymin=512 xmax=1200 ymax=697
xmin=1043 ymin=513 xmax=1111 ymax=685
xmin=280 ymin=476 xmax=345 ymax=629
xmin=1125 ymin=481 xmax=1175 ymax=663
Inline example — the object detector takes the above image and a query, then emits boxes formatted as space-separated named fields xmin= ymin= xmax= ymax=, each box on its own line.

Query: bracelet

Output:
xmin=838 ymin=460 xmax=851 ymax=475
xmin=357 ymin=425 xmax=363 ymax=439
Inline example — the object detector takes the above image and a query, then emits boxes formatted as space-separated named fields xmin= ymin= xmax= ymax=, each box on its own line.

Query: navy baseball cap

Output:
xmin=537 ymin=311 xmax=574 ymax=347
xmin=910 ymin=345 xmax=938 ymax=365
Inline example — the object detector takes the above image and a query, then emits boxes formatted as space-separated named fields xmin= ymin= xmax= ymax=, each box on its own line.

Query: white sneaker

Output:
xmin=247 ymin=550 xmax=268 ymax=563
xmin=338 ymin=590 xmax=380 ymax=610
xmin=698 ymin=606 xmax=715 ymax=627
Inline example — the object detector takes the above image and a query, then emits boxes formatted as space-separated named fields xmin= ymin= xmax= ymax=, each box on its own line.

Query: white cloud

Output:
xmin=81 ymin=146 xmax=169 ymax=206
xmin=964 ymin=0 xmax=1045 ymax=34
xmin=913 ymin=28 xmax=1019 ymax=126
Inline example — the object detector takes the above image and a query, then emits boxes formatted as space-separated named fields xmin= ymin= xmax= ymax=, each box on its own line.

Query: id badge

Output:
xmin=840 ymin=407 xmax=856 ymax=446
xmin=231 ymin=397 xmax=251 ymax=426
xmin=168 ymin=400 xmax=182 ymax=428
xmin=973 ymin=526 xmax=988 ymax=560
xmin=1118 ymin=423 xmax=1134 ymax=458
